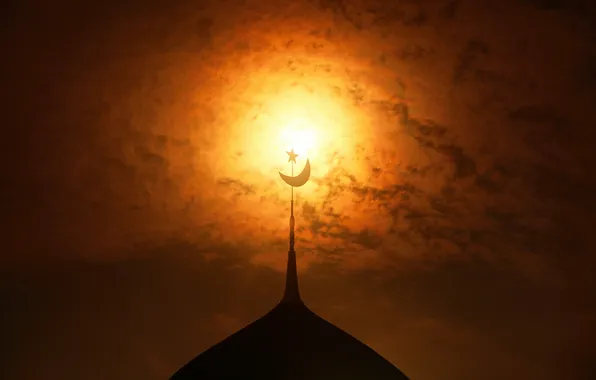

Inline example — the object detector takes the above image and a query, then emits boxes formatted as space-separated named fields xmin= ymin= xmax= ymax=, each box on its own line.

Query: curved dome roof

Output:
xmin=171 ymin=298 xmax=408 ymax=379
xmin=171 ymin=196 xmax=408 ymax=379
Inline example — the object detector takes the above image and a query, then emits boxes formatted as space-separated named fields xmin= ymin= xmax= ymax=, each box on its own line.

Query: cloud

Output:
xmin=3 ymin=0 xmax=593 ymax=284
xmin=216 ymin=178 xmax=256 ymax=197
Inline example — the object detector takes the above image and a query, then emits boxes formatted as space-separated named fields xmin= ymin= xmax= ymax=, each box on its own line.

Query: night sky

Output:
xmin=3 ymin=0 xmax=596 ymax=379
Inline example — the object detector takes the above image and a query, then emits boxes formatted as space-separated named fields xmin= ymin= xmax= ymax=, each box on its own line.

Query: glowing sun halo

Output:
xmin=222 ymin=76 xmax=367 ymax=192
xmin=256 ymin=86 xmax=357 ymax=170
xmin=279 ymin=117 xmax=318 ymax=157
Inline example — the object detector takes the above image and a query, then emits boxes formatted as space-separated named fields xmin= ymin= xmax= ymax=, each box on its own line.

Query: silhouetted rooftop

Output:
xmin=172 ymin=173 xmax=408 ymax=379
xmin=171 ymin=297 xmax=408 ymax=379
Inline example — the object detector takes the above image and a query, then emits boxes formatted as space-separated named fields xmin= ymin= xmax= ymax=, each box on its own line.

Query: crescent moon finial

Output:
xmin=279 ymin=158 xmax=311 ymax=187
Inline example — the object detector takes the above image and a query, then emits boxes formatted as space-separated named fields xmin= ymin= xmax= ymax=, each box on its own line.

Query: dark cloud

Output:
xmin=0 ymin=243 xmax=281 ymax=379
xmin=4 ymin=242 xmax=593 ymax=380
xmin=453 ymin=40 xmax=490 ymax=84
xmin=439 ymin=0 xmax=460 ymax=19
xmin=216 ymin=178 xmax=256 ymax=197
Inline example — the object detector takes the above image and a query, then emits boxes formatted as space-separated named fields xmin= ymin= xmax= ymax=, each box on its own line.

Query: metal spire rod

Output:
xmin=278 ymin=149 xmax=310 ymax=304
xmin=283 ymin=159 xmax=300 ymax=303
xmin=290 ymin=160 xmax=294 ymax=250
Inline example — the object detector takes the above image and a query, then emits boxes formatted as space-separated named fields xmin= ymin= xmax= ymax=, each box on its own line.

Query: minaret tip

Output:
xmin=282 ymin=199 xmax=301 ymax=303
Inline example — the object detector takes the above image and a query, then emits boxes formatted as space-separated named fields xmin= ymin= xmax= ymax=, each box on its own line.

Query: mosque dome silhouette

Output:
xmin=171 ymin=156 xmax=409 ymax=379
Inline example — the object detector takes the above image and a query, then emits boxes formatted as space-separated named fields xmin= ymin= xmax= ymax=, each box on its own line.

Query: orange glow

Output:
xmin=263 ymin=87 xmax=346 ymax=164
xmin=187 ymin=21 xmax=403 ymax=266
xmin=279 ymin=117 xmax=317 ymax=158
xmin=200 ymin=66 xmax=376 ymax=250
xmin=252 ymin=85 xmax=359 ymax=173
xmin=214 ymin=69 xmax=371 ymax=200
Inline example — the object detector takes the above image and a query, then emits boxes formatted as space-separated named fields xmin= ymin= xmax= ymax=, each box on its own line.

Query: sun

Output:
xmin=257 ymin=86 xmax=348 ymax=169
xmin=279 ymin=117 xmax=318 ymax=157
xmin=221 ymin=79 xmax=367 ymax=189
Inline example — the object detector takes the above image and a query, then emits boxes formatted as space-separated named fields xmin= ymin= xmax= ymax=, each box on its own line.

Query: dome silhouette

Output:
xmin=171 ymin=169 xmax=409 ymax=379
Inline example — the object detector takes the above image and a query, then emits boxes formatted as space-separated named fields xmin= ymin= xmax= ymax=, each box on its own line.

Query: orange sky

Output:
xmin=3 ymin=0 xmax=596 ymax=379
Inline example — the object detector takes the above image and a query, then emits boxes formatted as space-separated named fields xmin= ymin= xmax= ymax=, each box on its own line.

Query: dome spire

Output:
xmin=172 ymin=152 xmax=410 ymax=380
xmin=278 ymin=149 xmax=310 ymax=304
xmin=282 ymin=195 xmax=300 ymax=303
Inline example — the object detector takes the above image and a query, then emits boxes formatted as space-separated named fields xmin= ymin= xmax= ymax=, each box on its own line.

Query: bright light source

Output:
xmin=224 ymin=81 xmax=364 ymax=186
xmin=279 ymin=117 xmax=318 ymax=157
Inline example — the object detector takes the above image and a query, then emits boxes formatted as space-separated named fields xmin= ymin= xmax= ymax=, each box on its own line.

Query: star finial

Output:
xmin=286 ymin=148 xmax=299 ymax=163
